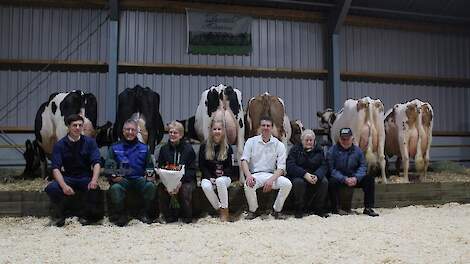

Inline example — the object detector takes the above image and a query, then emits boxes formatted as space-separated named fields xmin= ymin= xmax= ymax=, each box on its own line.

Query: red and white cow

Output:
xmin=318 ymin=97 xmax=387 ymax=183
xmin=384 ymin=99 xmax=434 ymax=182
xmin=194 ymin=84 xmax=245 ymax=181
xmin=245 ymin=93 xmax=292 ymax=146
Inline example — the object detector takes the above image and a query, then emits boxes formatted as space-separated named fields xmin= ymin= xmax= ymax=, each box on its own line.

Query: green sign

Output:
xmin=186 ymin=9 xmax=252 ymax=55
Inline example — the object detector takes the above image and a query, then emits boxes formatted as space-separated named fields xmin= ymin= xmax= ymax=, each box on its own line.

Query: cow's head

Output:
xmin=95 ymin=121 xmax=115 ymax=147
xmin=317 ymin=108 xmax=336 ymax=130
xmin=22 ymin=139 xmax=42 ymax=179
xmin=290 ymin=119 xmax=305 ymax=145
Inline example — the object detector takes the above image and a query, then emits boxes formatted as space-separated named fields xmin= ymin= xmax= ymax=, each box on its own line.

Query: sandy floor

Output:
xmin=0 ymin=203 xmax=469 ymax=264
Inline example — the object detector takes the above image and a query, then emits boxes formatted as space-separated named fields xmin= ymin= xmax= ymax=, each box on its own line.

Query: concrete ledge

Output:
xmin=1 ymin=182 xmax=470 ymax=217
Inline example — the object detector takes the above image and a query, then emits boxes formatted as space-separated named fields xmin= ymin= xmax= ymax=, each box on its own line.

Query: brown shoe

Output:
xmin=219 ymin=208 xmax=229 ymax=222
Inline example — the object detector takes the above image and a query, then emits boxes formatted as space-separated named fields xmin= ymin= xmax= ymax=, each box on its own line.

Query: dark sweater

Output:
xmin=157 ymin=140 xmax=196 ymax=183
xmin=51 ymin=135 xmax=101 ymax=178
xmin=198 ymin=143 xmax=235 ymax=181
xmin=286 ymin=144 xmax=328 ymax=181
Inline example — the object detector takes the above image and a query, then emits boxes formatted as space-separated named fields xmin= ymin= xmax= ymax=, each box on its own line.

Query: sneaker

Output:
xmin=245 ymin=211 xmax=259 ymax=220
xmin=314 ymin=211 xmax=330 ymax=218
xmin=363 ymin=208 xmax=379 ymax=217
xmin=47 ymin=217 xmax=65 ymax=227
xmin=337 ymin=209 xmax=352 ymax=216
xmin=271 ymin=211 xmax=288 ymax=220
xmin=139 ymin=214 xmax=152 ymax=224
xmin=78 ymin=217 xmax=95 ymax=226
xmin=115 ymin=215 xmax=129 ymax=227
xmin=182 ymin=217 xmax=193 ymax=224
xmin=294 ymin=209 xmax=304 ymax=219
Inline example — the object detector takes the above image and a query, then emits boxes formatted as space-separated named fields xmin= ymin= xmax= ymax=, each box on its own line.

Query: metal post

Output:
xmin=107 ymin=0 xmax=119 ymax=122
xmin=326 ymin=0 xmax=351 ymax=112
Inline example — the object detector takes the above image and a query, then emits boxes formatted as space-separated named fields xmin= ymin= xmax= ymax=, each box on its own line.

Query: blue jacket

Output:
xmin=327 ymin=143 xmax=367 ymax=183
xmin=286 ymin=144 xmax=327 ymax=181
xmin=107 ymin=139 xmax=153 ymax=180
xmin=51 ymin=135 xmax=101 ymax=178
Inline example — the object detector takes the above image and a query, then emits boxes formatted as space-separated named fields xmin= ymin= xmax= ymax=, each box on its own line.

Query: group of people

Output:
xmin=44 ymin=114 xmax=379 ymax=227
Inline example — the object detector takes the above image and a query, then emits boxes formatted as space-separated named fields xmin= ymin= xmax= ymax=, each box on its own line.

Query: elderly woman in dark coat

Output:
xmin=286 ymin=129 xmax=329 ymax=218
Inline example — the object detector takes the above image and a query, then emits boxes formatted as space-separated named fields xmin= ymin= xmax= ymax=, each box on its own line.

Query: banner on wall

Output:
xmin=186 ymin=9 xmax=252 ymax=55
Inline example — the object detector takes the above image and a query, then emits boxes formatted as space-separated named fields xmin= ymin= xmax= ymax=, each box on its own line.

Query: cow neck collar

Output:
xmin=67 ymin=134 xmax=81 ymax=143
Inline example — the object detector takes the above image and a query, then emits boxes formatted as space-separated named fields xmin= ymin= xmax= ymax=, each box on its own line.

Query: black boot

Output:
xmin=47 ymin=201 xmax=65 ymax=227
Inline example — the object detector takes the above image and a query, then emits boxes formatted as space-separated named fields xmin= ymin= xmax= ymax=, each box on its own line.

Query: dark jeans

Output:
xmin=45 ymin=176 xmax=100 ymax=219
xmin=158 ymin=181 xmax=195 ymax=221
xmin=328 ymin=174 xmax=375 ymax=210
xmin=108 ymin=177 xmax=156 ymax=214
xmin=290 ymin=177 xmax=328 ymax=213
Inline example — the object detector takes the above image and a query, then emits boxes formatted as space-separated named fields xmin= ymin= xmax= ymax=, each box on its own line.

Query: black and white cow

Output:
xmin=23 ymin=90 xmax=100 ymax=178
xmin=194 ymin=84 xmax=245 ymax=181
xmin=113 ymin=85 xmax=165 ymax=154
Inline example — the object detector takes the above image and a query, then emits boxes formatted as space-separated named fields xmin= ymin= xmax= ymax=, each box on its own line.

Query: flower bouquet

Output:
xmin=156 ymin=164 xmax=185 ymax=209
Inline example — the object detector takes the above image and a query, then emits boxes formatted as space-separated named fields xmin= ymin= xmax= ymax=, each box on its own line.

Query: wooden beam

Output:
xmin=342 ymin=72 xmax=470 ymax=88
xmin=118 ymin=62 xmax=327 ymax=79
xmin=2 ymin=59 xmax=470 ymax=87
xmin=0 ymin=59 xmax=108 ymax=73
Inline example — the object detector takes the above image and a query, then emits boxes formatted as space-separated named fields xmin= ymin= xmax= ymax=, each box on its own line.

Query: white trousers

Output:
xmin=201 ymin=176 xmax=232 ymax=209
xmin=244 ymin=172 xmax=292 ymax=213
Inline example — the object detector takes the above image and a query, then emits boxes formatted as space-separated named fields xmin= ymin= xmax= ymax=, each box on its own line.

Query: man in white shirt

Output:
xmin=241 ymin=116 xmax=292 ymax=220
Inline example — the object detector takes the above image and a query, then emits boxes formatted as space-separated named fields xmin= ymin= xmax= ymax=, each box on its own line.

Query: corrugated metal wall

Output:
xmin=1 ymin=6 xmax=470 ymax=132
xmin=119 ymin=10 xmax=324 ymax=69
xmin=118 ymin=73 xmax=324 ymax=129
xmin=340 ymin=25 xmax=470 ymax=78
xmin=341 ymin=81 xmax=470 ymax=131
xmin=0 ymin=70 xmax=108 ymax=127
xmin=0 ymin=6 xmax=109 ymax=61
xmin=339 ymin=25 xmax=470 ymax=132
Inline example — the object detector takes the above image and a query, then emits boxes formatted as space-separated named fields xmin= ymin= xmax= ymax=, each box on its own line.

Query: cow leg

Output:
xmin=237 ymin=127 xmax=245 ymax=184
xmin=395 ymin=157 xmax=401 ymax=177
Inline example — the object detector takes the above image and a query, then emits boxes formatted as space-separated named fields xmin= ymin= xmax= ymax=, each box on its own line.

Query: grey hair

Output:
xmin=300 ymin=129 xmax=316 ymax=141
xmin=123 ymin=119 xmax=138 ymax=128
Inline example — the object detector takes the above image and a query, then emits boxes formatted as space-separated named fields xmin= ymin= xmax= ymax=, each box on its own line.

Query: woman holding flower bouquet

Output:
xmin=199 ymin=118 xmax=236 ymax=222
xmin=157 ymin=121 xmax=197 ymax=224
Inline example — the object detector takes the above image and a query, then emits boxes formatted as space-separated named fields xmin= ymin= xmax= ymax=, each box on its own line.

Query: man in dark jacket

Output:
xmin=327 ymin=127 xmax=379 ymax=216
xmin=44 ymin=114 xmax=102 ymax=227
xmin=157 ymin=121 xmax=197 ymax=224
xmin=106 ymin=119 xmax=156 ymax=226
xmin=287 ymin=129 xmax=329 ymax=218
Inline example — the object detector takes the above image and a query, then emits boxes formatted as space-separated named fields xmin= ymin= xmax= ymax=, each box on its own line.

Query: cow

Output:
xmin=245 ymin=93 xmax=298 ymax=146
xmin=384 ymin=99 xmax=434 ymax=182
xmin=317 ymin=97 xmax=387 ymax=183
xmin=23 ymin=90 xmax=100 ymax=178
xmin=194 ymin=84 xmax=245 ymax=181
xmin=289 ymin=119 xmax=305 ymax=145
xmin=113 ymin=85 xmax=165 ymax=154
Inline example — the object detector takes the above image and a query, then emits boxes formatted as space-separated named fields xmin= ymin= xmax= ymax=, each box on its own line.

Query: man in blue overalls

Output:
xmin=45 ymin=114 xmax=102 ymax=226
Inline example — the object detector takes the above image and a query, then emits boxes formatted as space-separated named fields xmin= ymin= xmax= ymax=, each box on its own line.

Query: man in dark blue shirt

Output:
xmin=44 ymin=114 xmax=102 ymax=226
xmin=327 ymin=127 xmax=379 ymax=217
